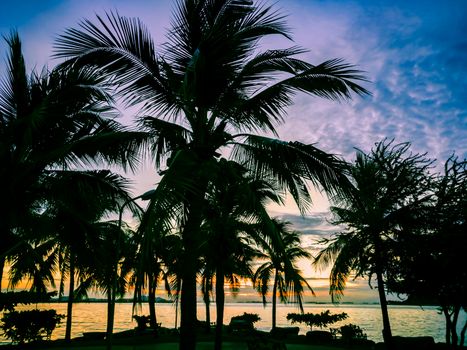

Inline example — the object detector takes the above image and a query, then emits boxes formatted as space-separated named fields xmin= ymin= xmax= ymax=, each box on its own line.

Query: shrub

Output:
xmin=1 ymin=309 xmax=64 ymax=344
xmin=338 ymin=323 xmax=367 ymax=340
xmin=286 ymin=310 xmax=348 ymax=331
xmin=231 ymin=312 xmax=261 ymax=324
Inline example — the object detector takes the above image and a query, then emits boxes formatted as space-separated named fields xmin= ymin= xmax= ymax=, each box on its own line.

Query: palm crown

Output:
xmin=55 ymin=2 xmax=368 ymax=207
xmin=54 ymin=1 xmax=369 ymax=348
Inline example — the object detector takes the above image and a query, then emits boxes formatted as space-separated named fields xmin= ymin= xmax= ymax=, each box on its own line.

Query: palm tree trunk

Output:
xmin=376 ymin=270 xmax=393 ymax=349
xmin=442 ymin=306 xmax=452 ymax=345
xmin=148 ymin=274 xmax=158 ymax=336
xmin=180 ymin=217 xmax=199 ymax=350
xmin=107 ymin=266 xmax=117 ymax=350
xmin=180 ymin=262 xmax=197 ymax=350
xmin=215 ymin=266 xmax=225 ymax=350
xmin=106 ymin=289 xmax=114 ymax=350
xmin=65 ymin=251 xmax=75 ymax=342
xmin=203 ymin=279 xmax=211 ymax=333
xmin=179 ymin=190 xmax=206 ymax=350
xmin=0 ymin=256 xmax=5 ymax=293
xmin=175 ymin=286 xmax=180 ymax=329
xmin=272 ymin=271 xmax=278 ymax=330
xmin=58 ymin=249 xmax=65 ymax=301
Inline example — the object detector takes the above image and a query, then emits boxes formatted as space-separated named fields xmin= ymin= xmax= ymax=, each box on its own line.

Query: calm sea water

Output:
xmin=1 ymin=302 xmax=466 ymax=344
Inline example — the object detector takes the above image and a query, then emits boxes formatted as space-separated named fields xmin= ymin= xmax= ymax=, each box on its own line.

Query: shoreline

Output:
xmin=25 ymin=300 xmax=440 ymax=307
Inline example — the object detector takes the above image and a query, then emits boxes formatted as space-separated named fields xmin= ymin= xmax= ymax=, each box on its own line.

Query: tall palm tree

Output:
xmin=201 ymin=160 xmax=279 ymax=350
xmin=44 ymin=169 xmax=138 ymax=341
xmin=73 ymin=220 xmax=137 ymax=340
xmin=314 ymin=140 xmax=431 ymax=349
xmin=0 ymin=31 xmax=145 ymax=292
xmin=7 ymin=238 xmax=58 ymax=295
xmin=254 ymin=219 xmax=313 ymax=330
xmin=55 ymin=2 xmax=369 ymax=348
xmin=130 ymin=221 xmax=176 ymax=334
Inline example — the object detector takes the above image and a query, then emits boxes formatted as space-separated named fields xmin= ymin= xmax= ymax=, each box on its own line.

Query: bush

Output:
xmin=286 ymin=310 xmax=348 ymax=331
xmin=231 ymin=312 xmax=261 ymax=324
xmin=229 ymin=313 xmax=261 ymax=334
xmin=338 ymin=323 xmax=367 ymax=340
xmin=1 ymin=309 xmax=64 ymax=344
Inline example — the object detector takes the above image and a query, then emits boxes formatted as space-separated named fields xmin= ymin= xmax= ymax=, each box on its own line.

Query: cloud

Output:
xmin=1 ymin=0 xmax=465 ymax=197
xmin=273 ymin=0 xmax=467 ymax=167
xmin=275 ymin=213 xmax=335 ymax=235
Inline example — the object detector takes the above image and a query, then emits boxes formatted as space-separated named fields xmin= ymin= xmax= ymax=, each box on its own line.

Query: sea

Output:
xmin=1 ymin=302 xmax=466 ymax=345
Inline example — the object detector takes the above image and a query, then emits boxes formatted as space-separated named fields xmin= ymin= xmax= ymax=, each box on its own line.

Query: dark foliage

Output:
xmin=1 ymin=309 xmax=64 ymax=344
xmin=0 ymin=291 xmax=56 ymax=312
xmin=286 ymin=310 xmax=348 ymax=331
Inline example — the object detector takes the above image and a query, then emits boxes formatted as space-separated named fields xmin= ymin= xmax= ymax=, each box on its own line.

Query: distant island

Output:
xmin=49 ymin=297 xmax=172 ymax=303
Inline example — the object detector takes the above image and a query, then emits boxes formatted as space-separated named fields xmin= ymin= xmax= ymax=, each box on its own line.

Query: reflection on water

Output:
xmin=1 ymin=303 xmax=466 ymax=344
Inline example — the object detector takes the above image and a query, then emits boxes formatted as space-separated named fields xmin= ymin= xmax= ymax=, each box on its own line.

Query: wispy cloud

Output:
xmin=275 ymin=0 xmax=467 ymax=166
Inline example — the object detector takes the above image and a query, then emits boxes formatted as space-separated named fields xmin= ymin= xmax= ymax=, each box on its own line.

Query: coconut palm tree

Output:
xmin=314 ymin=140 xmax=432 ymax=349
xmin=0 ymin=31 xmax=145 ymax=293
xmin=201 ymin=160 xmax=281 ymax=350
xmin=254 ymin=219 xmax=313 ymax=330
xmin=55 ymin=2 xmax=369 ymax=348
xmin=7 ymin=238 xmax=58 ymax=295
xmin=130 ymin=221 xmax=176 ymax=334
xmin=73 ymin=219 xmax=137 ymax=340
xmin=44 ymin=169 xmax=138 ymax=341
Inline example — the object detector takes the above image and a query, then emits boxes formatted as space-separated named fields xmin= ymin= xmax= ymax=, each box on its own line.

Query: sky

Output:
xmin=1 ymin=0 xmax=466 ymax=302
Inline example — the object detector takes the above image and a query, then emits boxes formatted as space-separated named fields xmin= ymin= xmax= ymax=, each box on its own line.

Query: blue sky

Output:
xmin=1 ymin=0 xmax=466 ymax=301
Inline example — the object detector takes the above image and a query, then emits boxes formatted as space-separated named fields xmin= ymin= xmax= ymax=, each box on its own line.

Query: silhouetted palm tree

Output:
xmin=254 ymin=219 xmax=313 ymax=330
xmin=315 ymin=140 xmax=431 ymax=349
xmin=72 ymin=219 xmax=137 ymax=342
xmin=55 ymin=2 xmax=368 ymax=348
xmin=0 ymin=31 xmax=145 ymax=293
xmin=201 ymin=160 xmax=279 ymax=350
xmin=130 ymin=222 xmax=176 ymax=334
xmin=49 ymin=170 xmax=138 ymax=341
xmin=7 ymin=238 xmax=58 ymax=295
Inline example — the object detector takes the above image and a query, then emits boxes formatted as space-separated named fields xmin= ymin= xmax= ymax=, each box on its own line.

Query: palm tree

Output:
xmin=201 ymin=160 xmax=280 ymax=350
xmin=55 ymin=2 xmax=368 ymax=348
xmin=314 ymin=140 xmax=431 ymax=349
xmin=7 ymin=238 xmax=58 ymax=295
xmin=0 ymin=31 xmax=145 ymax=292
xmin=130 ymin=221 xmax=176 ymax=334
xmin=44 ymin=169 xmax=138 ymax=341
xmin=254 ymin=219 xmax=313 ymax=330
xmin=73 ymin=220 xmax=137 ymax=341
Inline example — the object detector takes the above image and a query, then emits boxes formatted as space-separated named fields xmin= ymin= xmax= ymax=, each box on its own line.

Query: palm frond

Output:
xmin=231 ymin=135 xmax=352 ymax=213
